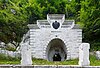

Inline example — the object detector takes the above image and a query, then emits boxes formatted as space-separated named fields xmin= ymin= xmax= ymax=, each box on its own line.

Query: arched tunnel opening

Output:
xmin=46 ymin=38 xmax=67 ymax=61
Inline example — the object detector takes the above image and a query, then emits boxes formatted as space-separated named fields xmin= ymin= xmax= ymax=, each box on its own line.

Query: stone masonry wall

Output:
xmin=29 ymin=28 xmax=82 ymax=60
xmin=0 ymin=65 xmax=99 ymax=68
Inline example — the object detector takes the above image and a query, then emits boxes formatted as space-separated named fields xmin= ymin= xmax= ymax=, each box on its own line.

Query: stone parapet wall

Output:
xmin=0 ymin=65 xmax=100 ymax=68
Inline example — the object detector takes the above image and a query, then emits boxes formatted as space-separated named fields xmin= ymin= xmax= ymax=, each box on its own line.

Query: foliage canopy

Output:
xmin=0 ymin=0 xmax=100 ymax=50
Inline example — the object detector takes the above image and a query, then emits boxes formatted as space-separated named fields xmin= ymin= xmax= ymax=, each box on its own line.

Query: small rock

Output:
xmin=96 ymin=51 xmax=100 ymax=60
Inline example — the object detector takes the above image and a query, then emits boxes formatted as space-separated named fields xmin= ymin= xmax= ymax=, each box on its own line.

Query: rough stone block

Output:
xmin=79 ymin=43 xmax=90 ymax=66
xmin=96 ymin=51 xmax=100 ymax=60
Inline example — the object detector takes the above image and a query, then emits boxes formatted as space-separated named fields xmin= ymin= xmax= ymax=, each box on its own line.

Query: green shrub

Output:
xmin=0 ymin=53 xmax=20 ymax=61
xmin=90 ymin=55 xmax=100 ymax=66
xmin=0 ymin=54 xmax=8 ymax=60
xmin=5 ymin=45 xmax=16 ymax=51
xmin=90 ymin=43 xmax=100 ymax=51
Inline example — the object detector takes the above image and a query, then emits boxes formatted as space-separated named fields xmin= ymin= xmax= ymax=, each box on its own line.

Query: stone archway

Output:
xmin=46 ymin=38 xmax=67 ymax=61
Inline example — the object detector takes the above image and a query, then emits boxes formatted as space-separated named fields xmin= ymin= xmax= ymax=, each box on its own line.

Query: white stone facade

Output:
xmin=79 ymin=43 xmax=90 ymax=66
xmin=21 ymin=42 xmax=32 ymax=65
xmin=27 ymin=14 xmax=82 ymax=61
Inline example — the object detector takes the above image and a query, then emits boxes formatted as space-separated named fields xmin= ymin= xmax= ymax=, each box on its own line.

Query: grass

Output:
xmin=32 ymin=58 xmax=78 ymax=65
xmin=0 ymin=58 xmax=78 ymax=65
xmin=0 ymin=60 xmax=20 ymax=65
xmin=90 ymin=55 xmax=100 ymax=66
xmin=0 ymin=54 xmax=100 ymax=66
xmin=0 ymin=53 xmax=20 ymax=64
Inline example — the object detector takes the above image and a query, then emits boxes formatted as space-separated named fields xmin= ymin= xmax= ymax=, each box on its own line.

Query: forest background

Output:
xmin=0 ymin=0 xmax=100 ymax=51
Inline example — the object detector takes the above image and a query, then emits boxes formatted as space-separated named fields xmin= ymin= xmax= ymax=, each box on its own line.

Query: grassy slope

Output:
xmin=32 ymin=58 xmax=78 ymax=65
xmin=0 ymin=55 xmax=100 ymax=66
xmin=90 ymin=55 xmax=100 ymax=66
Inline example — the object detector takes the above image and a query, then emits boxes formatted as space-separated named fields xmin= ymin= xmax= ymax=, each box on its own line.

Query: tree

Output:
xmin=78 ymin=0 xmax=100 ymax=50
xmin=0 ymin=0 xmax=28 ymax=47
xmin=0 ymin=0 xmax=100 ymax=50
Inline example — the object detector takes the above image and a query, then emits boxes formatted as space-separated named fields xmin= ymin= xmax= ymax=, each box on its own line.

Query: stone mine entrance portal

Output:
xmin=27 ymin=14 xmax=83 ymax=61
xmin=46 ymin=39 xmax=67 ymax=61
xmin=21 ymin=14 xmax=90 ymax=66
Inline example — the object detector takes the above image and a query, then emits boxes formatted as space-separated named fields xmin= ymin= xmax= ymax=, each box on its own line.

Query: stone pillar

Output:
xmin=79 ymin=43 xmax=90 ymax=66
xmin=21 ymin=42 xmax=32 ymax=65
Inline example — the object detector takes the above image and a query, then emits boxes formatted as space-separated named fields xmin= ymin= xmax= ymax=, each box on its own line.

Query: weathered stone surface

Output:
xmin=21 ymin=42 xmax=32 ymax=65
xmin=0 ymin=42 xmax=5 ymax=48
xmin=96 ymin=51 xmax=100 ymax=60
xmin=0 ymin=65 xmax=100 ymax=68
xmin=0 ymin=49 xmax=20 ymax=57
xmin=79 ymin=43 xmax=90 ymax=66
xmin=20 ymin=14 xmax=90 ymax=65
xmin=27 ymin=14 xmax=82 ymax=61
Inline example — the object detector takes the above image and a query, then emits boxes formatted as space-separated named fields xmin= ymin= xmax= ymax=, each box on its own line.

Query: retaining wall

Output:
xmin=0 ymin=65 xmax=100 ymax=68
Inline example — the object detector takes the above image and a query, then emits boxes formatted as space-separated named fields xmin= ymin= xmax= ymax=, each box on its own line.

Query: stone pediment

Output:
xmin=28 ymin=14 xmax=81 ymax=29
